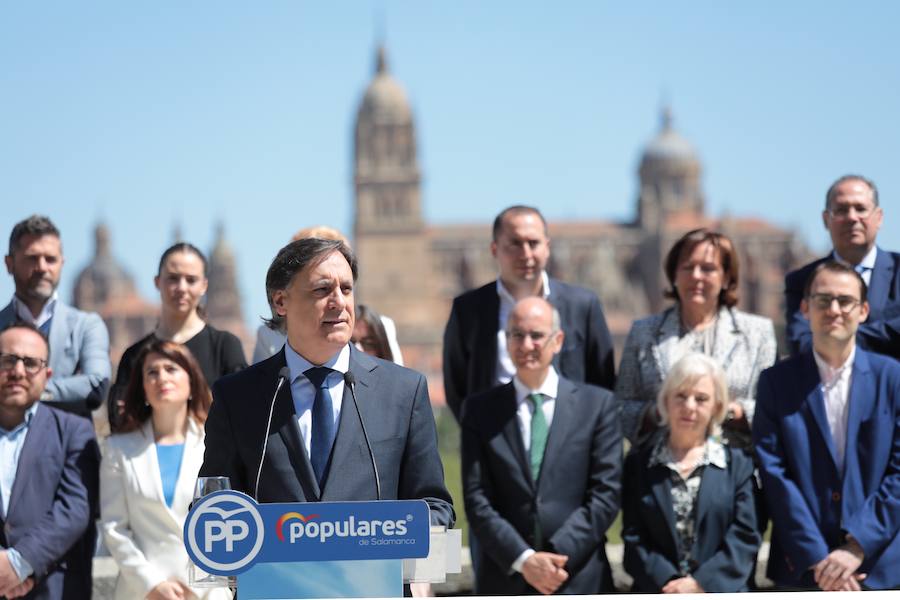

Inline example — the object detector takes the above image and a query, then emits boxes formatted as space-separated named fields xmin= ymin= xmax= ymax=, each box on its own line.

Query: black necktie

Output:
xmin=305 ymin=366 xmax=337 ymax=485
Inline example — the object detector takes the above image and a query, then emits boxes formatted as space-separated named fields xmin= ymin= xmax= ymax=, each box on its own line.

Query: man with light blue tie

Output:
xmin=785 ymin=175 xmax=900 ymax=359
xmin=200 ymin=237 xmax=454 ymax=527
xmin=1 ymin=215 xmax=111 ymax=417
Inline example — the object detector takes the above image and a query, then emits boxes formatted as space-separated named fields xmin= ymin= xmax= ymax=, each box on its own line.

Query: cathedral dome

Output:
xmin=358 ymin=47 xmax=412 ymax=123
xmin=641 ymin=107 xmax=699 ymax=167
xmin=72 ymin=223 xmax=138 ymax=311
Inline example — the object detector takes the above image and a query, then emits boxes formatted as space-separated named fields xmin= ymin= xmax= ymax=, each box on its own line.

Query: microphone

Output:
xmin=344 ymin=371 xmax=381 ymax=500
xmin=254 ymin=366 xmax=291 ymax=501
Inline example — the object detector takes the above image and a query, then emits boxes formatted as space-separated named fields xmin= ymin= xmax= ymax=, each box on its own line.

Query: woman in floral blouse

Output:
xmin=622 ymin=353 xmax=760 ymax=593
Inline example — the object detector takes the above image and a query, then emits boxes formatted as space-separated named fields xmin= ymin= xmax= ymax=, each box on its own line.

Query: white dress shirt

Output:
xmin=813 ymin=347 xmax=855 ymax=474
xmin=496 ymin=271 xmax=551 ymax=385
xmin=834 ymin=246 xmax=877 ymax=287
xmin=12 ymin=292 xmax=57 ymax=328
xmin=284 ymin=343 xmax=349 ymax=457
xmin=509 ymin=366 xmax=559 ymax=573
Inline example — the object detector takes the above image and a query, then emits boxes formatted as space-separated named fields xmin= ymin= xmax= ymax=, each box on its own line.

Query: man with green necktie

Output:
xmin=462 ymin=297 xmax=622 ymax=595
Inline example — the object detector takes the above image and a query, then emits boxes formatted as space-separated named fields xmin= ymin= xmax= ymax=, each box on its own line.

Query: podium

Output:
xmin=183 ymin=490 xmax=460 ymax=599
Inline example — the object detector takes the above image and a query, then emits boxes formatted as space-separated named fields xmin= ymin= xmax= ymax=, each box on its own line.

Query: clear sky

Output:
xmin=2 ymin=1 xmax=897 ymax=328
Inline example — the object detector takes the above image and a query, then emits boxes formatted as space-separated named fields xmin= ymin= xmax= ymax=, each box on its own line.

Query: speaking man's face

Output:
xmin=4 ymin=234 xmax=64 ymax=305
xmin=0 ymin=327 xmax=51 ymax=415
xmin=273 ymin=250 xmax=355 ymax=364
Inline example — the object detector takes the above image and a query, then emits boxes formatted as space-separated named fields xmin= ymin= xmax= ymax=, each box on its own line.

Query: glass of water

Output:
xmin=189 ymin=476 xmax=237 ymax=589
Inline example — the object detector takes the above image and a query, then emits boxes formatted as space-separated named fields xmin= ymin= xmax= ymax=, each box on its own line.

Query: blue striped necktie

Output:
xmin=305 ymin=366 xmax=337 ymax=485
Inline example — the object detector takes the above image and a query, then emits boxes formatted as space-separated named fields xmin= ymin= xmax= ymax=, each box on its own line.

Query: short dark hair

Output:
xmin=263 ymin=238 xmax=358 ymax=331
xmin=802 ymin=260 xmax=868 ymax=303
xmin=355 ymin=304 xmax=393 ymax=362
xmin=491 ymin=205 xmax=548 ymax=242
xmin=158 ymin=242 xmax=208 ymax=277
xmin=664 ymin=228 xmax=740 ymax=308
xmin=0 ymin=321 xmax=50 ymax=360
xmin=8 ymin=215 xmax=61 ymax=256
xmin=825 ymin=174 xmax=879 ymax=209
xmin=118 ymin=339 xmax=212 ymax=433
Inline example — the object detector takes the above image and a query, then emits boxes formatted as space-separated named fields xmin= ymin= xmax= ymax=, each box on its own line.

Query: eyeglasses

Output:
xmin=808 ymin=293 xmax=861 ymax=313
xmin=0 ymin=353 xmax=48 ymax=375
xmin=827 ymin=204 xmax=876 ymax=220
xmin=506 ymin=329 xmax=555 ymax=345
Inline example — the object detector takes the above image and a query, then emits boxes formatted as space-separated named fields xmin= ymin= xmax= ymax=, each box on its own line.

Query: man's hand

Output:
xmin=521 ymin=551 xmax=569 ymax=595
xmin=813 ymin=539 xmax=865 ymax=591
xmin=0 ymin=550 xmax=25 ymax=597
xmin=4 ymin=577 xmax=34 ymax=599
xmin=661 ymin=576 xmax=704 ymax=593
xmin=147 ymin=579 xmax=188 ymax=600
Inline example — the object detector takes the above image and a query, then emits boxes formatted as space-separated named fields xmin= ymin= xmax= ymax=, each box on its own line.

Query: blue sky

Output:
xmin=2 ymin=1 xmax=898 ymax=327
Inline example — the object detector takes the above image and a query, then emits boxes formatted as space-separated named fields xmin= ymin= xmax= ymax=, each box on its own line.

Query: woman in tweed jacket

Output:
xmin=617 ymin=228 xmax=777 ymax=448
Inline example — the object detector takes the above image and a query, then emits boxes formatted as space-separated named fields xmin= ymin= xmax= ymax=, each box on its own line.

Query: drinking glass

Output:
xmin=188 ymin=476 xmax=237 ymax=589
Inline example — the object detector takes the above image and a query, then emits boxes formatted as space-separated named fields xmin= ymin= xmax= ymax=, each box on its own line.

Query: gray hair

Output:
xmin=825 ymin=174 xmax=879 ymax=209
xmin=656 ymin=353 xmax=729 ymax=437
xmin=505 ymin=297 xmax=561 ymax=333
xmin=263 ymin=237 xmax=358 ymax=331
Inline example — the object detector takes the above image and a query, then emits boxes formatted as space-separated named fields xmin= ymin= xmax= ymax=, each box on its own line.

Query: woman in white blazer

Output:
xmin=101 ymin=339 xmax=232 ymax=600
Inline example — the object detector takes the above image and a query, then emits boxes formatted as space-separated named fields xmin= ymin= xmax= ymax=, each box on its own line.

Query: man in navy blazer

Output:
xmin=462 ymin=297 xmax=621 ymax=595
xmin=1 ymin=215 xmax=111 ymax=417
xmin=200 ymin=238 xmax=454 ymax=527
xmin=0 ymin=322 xmax=99 ymax=600
xmin=785 ymin=175 xmax=899 ymax=359
xmin=443 ymin=205 xmax=615 ymax=422
xmin=755 ymin=261 xmax=900 ymax=590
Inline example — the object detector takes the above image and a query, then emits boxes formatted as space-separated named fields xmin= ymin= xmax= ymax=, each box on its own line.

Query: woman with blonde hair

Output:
xmin=622 ymin=353 xmax=759 ymax=593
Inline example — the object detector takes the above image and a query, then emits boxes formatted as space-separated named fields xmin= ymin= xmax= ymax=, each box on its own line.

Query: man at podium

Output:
xmin=199 ymin=238 xmax=454 ymax=528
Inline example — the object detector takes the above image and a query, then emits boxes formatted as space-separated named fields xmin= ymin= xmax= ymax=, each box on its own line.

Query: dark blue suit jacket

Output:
xmin=753 ymin=349 xmax=900 ymax=589
xmin=461 ymin=377 xmax=621 ymax=595
xmin=443 ymin=278 xmax=616 ymax=421
xmin=199 ymin=346 xmax=454 ymax=527
xmin=0 ymin=404 xmax=99 ymax=600
xmin=785 ymin=248 xmax=900 ymax=359
xmin=622 ymin=443 xmax=759 ymax=592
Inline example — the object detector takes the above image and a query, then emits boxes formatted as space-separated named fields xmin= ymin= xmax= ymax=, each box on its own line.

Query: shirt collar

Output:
xmin=813 ymin=346 xmax=856 ymax=387
xmin=649 ymin=434 xmax=728 ymax=471
xmin=0 ymin=402 xmax=39 ymax=436
xmin=833 ymin=245 xmax=878 ymax=271
xmin=512 ymin=366 xmax=559 ymax=405
xmin=496 ymin=271 xmax=551 ymax=305
xmin=12 ymin=292 xmax=57 ymax=327
xmin=284 ymin=342 xmax=350 ymax=384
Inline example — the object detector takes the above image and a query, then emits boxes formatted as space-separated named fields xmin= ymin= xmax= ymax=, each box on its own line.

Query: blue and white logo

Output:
xmin=184 ymin=490 xmax=265 ymax=575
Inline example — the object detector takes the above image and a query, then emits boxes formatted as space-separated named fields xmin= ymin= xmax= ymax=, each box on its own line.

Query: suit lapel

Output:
xmin=47 ymin=301 xmax=72 ymax=372
xmin=866 ymin=248 xmax=894 ymax=315
xmin=476 ymin=284 xmax=500 ymax=390
xmin=712 ymin=307 xmax=743 ymax=372
xmin=171 ymin=418 xmax=205 ymax=519
xmin=693 ymin=457 xmax=725 ymax=535
xmin=538 ymin=378 xmax=576 ymax=487
xmin=648 ymin=463 xmax=678 ymax=547
xmin=7 ymin=404 xmax=48 ymax=520
xmin=497 ymin=383 xmax=532 ymax=489
xmin=843 ymin=350 xmax=874 ymax=491
xmin=652 ymin=307 xmax=681 ymax=376
xmin=267 ymin=351 xmax=320 ymax=500
xmin=798 ymin=353 xmax=840 ymax=470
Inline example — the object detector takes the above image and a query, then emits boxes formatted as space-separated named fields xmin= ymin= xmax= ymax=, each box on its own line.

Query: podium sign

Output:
xmin=183 ymin=490 xmax=430 ymax=598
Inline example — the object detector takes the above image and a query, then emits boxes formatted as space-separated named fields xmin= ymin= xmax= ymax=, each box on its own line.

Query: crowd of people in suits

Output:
xmin=0 ymin=172 xmax=897 ymax=599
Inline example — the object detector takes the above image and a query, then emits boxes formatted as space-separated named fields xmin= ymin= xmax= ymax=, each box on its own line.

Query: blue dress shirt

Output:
xmin=0 ymin=403 xmax=39 ymax=581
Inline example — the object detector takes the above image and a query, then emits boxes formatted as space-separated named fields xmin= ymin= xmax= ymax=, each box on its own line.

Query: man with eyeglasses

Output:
xmin=754 ymin=261 xmax=900 ymax=590
xmin=785 ymin=175 xmax=899 ymax=359
xmin=0 ymin=322 xmax=99 ymax=599
xmin=461 ymin=297 xmax=621 ymax=594
xmin=1 ymin=215 xmax=111 ymax=417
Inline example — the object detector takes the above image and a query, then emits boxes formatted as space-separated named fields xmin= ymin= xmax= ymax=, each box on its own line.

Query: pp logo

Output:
xmin=184 ymin=490 xmax=265 ymax=575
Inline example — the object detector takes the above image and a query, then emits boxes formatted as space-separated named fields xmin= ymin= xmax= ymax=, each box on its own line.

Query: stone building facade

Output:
xmin=352 ymin=47 xmax=811 ymax=401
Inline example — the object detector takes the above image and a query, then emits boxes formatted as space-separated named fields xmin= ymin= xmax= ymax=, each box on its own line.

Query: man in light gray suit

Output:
xmin=1 ymin=215 xmax=110 ymax=417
